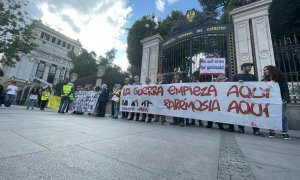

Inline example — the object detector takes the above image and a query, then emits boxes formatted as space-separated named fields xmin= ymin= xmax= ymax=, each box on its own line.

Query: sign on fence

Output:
xmin=120 ymin=82 xmax=283 ymax=130
xmin=47 ymin=95 xmax=61 ymax=110
xmin=72 ymin=91 xmax=99 ymax=113
xmin=199 ymin=58 xmax=225 ymax=75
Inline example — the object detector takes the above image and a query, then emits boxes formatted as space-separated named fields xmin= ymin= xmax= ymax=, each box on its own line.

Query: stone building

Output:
xmin=1 ymin=20 xmax=82 ymax=104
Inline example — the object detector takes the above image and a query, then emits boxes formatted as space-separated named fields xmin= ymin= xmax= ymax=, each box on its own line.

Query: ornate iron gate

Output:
xmin=160 ymin=10 xmax=236 ymax=83
xmin=273 ymin=34 xmax=300 ymax=104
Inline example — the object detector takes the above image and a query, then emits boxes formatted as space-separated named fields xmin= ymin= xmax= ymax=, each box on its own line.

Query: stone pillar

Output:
xmin=140 ymin=34 xmax=163 ymax=84
xmin=70 ymin=73 xmax=78 ymax=83
xmin=42 ymin=63 xmax=51 ymax=81
xmin=230 ymin=0 xmax=275 ymax=80
xmin=30 ymin=59 xmax=39 ymax=78
xmin=96 ymin=66 xmax=105 ymax=87
xmin=55 ymin=66 xmax=61 ymax=79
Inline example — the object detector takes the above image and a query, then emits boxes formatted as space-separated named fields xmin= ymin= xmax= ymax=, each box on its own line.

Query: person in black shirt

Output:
xmin=224 ymin=63 xmax=261 ymax=135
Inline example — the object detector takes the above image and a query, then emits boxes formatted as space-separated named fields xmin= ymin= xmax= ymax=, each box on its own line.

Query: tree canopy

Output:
xmin=198 ymin=0 xmax=300 ymax=38
xmin=68 ymin=49 xmax=98 ymax=78
xmin=126 ymin=10 xmax=184 ymax=76
xmin=0 ymin=0 xmax=37 ymax=67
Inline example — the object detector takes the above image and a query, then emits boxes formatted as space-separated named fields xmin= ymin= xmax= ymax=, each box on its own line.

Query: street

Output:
xmin=0 ymin=106 xmax=300 ymax=180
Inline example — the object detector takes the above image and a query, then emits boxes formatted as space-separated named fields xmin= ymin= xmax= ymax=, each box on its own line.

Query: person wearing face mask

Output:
xmin=263 ymin=65 xmax=290 ymax=140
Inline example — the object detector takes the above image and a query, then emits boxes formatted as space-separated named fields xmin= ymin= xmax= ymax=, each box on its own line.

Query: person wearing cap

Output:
xmin=58 ymin=82 xmax=74 ymax=113
xmin=224 ymin=63 xmax=261 ymax=135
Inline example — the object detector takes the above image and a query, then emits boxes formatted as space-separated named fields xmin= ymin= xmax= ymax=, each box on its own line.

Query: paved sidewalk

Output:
xmin=0 ymin=106 xmax=300 ymax=180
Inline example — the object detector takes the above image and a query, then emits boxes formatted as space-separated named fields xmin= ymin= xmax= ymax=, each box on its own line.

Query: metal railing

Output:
xmin=273 ymin=34 xmax=300 ymax=103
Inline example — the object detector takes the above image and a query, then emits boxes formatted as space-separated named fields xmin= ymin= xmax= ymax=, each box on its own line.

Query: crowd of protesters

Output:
xmin=0 ymin=63 xmax=291 ymax=139
xmin=107 ymin=63 xmax=291 ymax=140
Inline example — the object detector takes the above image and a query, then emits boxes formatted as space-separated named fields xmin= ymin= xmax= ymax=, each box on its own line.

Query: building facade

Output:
xmin=2 ymin=20 xmax=82 ymax=104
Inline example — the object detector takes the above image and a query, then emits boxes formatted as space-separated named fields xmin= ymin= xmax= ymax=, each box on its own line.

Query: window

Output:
xmin=45 ymin=34 xmax=50 ymax=41
xmin=40 ymin=32 xmax=45 ymax=39
xmin=72 ymin=46 xmax=75 ymax=51
xmin=47 ymin=65 xmax=56 ymax=84
xmin=52 ymin=37 xmax=56 ymax=43
xmin=57 ymin=39 xmax=61 ymax=45
xmin=35 ymin=62 xmax=45 ymax=79
xmin=67 ymin=44 xmax=71 ymax=49
xmin=62 ymin=41 xmax=66 ymax=47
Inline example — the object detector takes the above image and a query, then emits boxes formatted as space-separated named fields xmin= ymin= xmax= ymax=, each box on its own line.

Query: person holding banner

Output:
xmin=140 ymin=77 xmax=154 ymax=123
xmin=170 ymin=74 xmax=185 ymax=127
xmin=26 ymin=86 xmax=39 ymax=110
xmin=58 ymin=82 xmax=74 ymax=114
xmin=121 ymin=78 xmax=131 ymax=119
xmin=40 ymin=88 xmax=50 ymax=111
xmin=263 ymin=65 xmax=290 ymax=139
xmin=225 ymin=63 xmax=261 ymax=135
xmin=128 ymin=75 xmax=142 ymax=121
xmin=154 ymin=73 xmax=168 ymax=124
xmin=206 ymin=74 xmax=226 ymax=129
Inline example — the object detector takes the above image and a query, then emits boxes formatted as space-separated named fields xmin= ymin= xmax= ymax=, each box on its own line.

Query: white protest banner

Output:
xmin=120 ymin=82 xmax=283 ymax=130
xmin=72 ymin=91 xmax=100 ymax=113
xmin=200 ymin=58 xmax=225 ymax=75
xmin=32 ymin=76 xmax=53 ymax=90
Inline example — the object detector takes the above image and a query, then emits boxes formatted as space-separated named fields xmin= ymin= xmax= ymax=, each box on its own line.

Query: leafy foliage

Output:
xmin=126 ymin=11 xmax=184 ymax=76
xmin=0 ymin=0 xmax=37 ymax=66
xmin=68 ymin=49 xmax=98 ymax=78
xmin=198 ymin=0 xmax=300 ymax=37
xmin=70 ymin=48 xmax=129 ymax=90
xmin=269 ymin=0 xmax=300 ymax=38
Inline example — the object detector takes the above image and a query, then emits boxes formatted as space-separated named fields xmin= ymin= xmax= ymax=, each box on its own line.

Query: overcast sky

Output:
xmin=24 ymin=0 xmax=200 ymax=71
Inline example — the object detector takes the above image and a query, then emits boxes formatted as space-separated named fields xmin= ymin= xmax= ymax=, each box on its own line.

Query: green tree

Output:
xmin=68 ymin=49 xmax=98 ymax=78
xmin=0 ymin=0 xmax=37 ymax=67
xmin=126 ymin=10 xmax=184 ymax=76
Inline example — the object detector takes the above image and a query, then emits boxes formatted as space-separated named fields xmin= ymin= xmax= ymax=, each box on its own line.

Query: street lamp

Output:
xmin=145 ymin=12 xmax=161 ymax=36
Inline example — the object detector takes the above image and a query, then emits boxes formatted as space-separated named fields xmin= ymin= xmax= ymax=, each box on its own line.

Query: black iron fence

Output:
xmin=273 ymin=34 xmax=300 ymax=103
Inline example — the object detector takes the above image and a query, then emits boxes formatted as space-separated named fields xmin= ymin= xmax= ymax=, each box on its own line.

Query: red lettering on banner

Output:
xmin=227 ymin=85 xmax=270 ymax=99
xmin=227 ymin=100 xmax=270 ymax=117
xmin=133 ymin=86 xmax=164 ymax=96
xmin=227 ymin=85 xmax=239 ymax=97
xmin=163 ymin=99 xmax=220 ymax=112
xmin=167 ymin=85 xmax=217 ymax=97
xmin=122 ymin=88 xmax=131 ymax=96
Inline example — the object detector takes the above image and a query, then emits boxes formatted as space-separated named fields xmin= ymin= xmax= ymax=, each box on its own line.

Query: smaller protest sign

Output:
xmin=47 ymin=95 xmax=61 ymax=110
xmin=200 ymin=58 xmax=225 ymax=75
xmin=72 ymin=91 xmax=100 ymax=113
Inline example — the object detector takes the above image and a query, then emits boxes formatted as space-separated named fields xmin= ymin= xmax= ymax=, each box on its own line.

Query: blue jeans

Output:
xmin=58 ymin=96 xmax=70 ymax=113
xmin=113 ymin=101 xmax=120 ymax=118
xmin=27 ymin=99 xmax=36 ymax=109
xmin=282 ymin=104 xmax=289 ymax=133
xmin=4 ymin=94 xmax=15 ymax=107
xmin=270 ymin=103 xmax=289 ymax=133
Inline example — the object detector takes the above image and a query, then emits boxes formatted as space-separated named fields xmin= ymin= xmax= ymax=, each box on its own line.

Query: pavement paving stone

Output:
xmin=0 ymin=146 xmax=168 ymax=180
xmin=0 ymin=131 xmax=47 ymax=159
xmin=1 ymin=106 xmax=300 ymax=180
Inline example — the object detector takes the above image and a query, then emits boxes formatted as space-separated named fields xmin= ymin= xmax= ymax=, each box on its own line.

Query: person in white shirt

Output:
xmin=4 ymin=81 xmax=18 ymax=108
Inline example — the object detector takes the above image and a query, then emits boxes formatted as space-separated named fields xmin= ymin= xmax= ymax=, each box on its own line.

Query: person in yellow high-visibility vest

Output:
xmin=66 ymin=91 xmax=75 ymax=113
xmin=58 ymin=82 xmax=74 ymax=114
xmin=40 ymin=88 xmax=50 ymax=111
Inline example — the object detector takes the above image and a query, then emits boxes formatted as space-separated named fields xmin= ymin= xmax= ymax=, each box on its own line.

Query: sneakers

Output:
xmin=283 ymin=134 xmax=290 ymax=140
xmin=269 ymin=132 xmax=275 ymax=137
